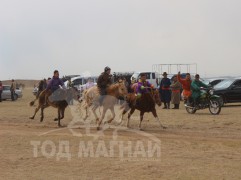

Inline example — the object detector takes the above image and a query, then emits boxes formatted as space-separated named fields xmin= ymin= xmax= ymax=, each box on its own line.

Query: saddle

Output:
xmin=49 ymin=89 xmax=66 ymax=102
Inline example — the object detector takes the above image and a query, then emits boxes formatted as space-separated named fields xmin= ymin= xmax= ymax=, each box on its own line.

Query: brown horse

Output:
xmin=120 ymin=88 xmax=164 ymax=130
xmin=29 ymin=88 xmax=78 ymax=127
xmin=80 ymin=81 xmax=128 ymax=130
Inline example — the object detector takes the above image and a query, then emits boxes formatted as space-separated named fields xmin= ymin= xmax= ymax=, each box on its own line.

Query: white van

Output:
xmin=131 ymin=72 xmax=159 ymax=88
xmin=65 ymin=76 xmax=98 ymax=90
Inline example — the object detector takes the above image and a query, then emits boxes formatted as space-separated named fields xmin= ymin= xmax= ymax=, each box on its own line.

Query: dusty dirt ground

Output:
xmin=1 ymin=88 xmax=241 ymax=180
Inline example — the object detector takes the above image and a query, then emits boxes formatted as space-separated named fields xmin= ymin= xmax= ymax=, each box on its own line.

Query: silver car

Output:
xmin=1 ymin=85 xmax=23 ymax=100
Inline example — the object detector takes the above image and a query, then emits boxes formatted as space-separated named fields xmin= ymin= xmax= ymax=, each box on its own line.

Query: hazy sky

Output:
xmin=0 ymin=0 xmax=241 ymax=80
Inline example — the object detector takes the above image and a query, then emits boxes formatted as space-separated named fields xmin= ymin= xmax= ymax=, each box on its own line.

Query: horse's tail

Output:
xmin=29 ymin=90 xmax=46 ymax=107
xmin=29 ymin=99 xmax=37 ymax=106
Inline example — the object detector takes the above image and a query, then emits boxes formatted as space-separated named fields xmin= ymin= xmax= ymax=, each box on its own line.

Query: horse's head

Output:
xmin=152 ymin=88 xmax=162 ymax=106
xmin=66 ymin=87 xmax=80 ymax=102
xmin=117 ymin=80 xmax=128 ymax=98
xmin=108 ymin=80 xmax=128 ymax=98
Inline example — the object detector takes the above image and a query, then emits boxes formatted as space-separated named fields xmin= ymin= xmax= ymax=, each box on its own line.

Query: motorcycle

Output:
xmin=185 ymin=87 xmax=221 ymax=115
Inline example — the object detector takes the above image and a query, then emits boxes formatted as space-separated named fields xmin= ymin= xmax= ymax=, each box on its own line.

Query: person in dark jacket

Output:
xmin=96 ymin=66 xmax=112 ymax=106
xmin=191 ymin=74 xmax=208 ymax=106
xmin=159 ymin=72 xmax=171 ymax=109
xmin=10 ymin=79 xmax=16 ymax=101
xmin=44 ymin=70 xmax=65 ymax=105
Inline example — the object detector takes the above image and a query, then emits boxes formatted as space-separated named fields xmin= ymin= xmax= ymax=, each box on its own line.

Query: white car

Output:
xmin=65 ymin=76 xmax=98 ymax=91
xmin=32 ymin=87 xmax=38 ymax=96
xmin=2 ymin=85 xmax=23 ymax=100
xmin=131 ymin=72 xmax=159 ymax=88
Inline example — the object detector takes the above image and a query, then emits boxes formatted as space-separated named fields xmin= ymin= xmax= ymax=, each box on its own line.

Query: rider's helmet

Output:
xmin=104 ymin=66 xmax=111 ymax=72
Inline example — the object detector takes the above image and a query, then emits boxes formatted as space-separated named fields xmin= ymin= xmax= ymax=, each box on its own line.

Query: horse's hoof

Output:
xmin=58 ymin=124 xmax=63 ymax=127
xmin=54 ymin=118 xmax=58 ymax=121
xmin=97 ymin=126 xmax=101 ymax=131
xmin=40 ymin=118 xmax=43 ymax=122
xmin=162 ymin=126 xmax=167 ymax=129
xmin=107 ymin=119 xmax=113 ymax=124
xmin=29 ymin=117 xmax=34 ymax=120
xmin=96 ymin=119 xmax=99 ymax=124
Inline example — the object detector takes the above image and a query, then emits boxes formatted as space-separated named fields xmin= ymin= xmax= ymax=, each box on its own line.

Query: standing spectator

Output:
xmin=85 ymin=78 xmax=95 ymax=89
xmin=0 ymin=81 xmax=3 ymax=102
xmin=10 ymin=79 xmax=16 ymax=101
xmin=159 ymin=72 xmax=171 ymax=109
xmin=170 ymin=76 xmax=182 ymax=109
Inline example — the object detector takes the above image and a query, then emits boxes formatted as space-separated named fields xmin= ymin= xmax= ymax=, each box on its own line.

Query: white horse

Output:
xmin=80 ymin=81 xmax=128 ymax=130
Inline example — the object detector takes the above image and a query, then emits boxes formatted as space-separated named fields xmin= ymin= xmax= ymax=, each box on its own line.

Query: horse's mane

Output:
xmin=107 ymin=82 xmax=124 ymax=93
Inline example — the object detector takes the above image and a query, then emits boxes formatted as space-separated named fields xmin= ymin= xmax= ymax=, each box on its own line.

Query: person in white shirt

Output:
xmin=85 ymin=78 xmax=95 ymax=89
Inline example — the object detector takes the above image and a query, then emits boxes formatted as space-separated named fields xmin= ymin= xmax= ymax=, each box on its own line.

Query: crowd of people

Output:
xmin=119 ymin=69 xmax=208 ymax=110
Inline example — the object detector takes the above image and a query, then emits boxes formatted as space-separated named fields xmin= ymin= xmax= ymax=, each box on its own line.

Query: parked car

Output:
xmin=131 ymin=72 xmax=159 ymax=88
xmin=32 ymin=87 xmax=38 ymax=96
xmin=203 ymin=78 xmax=226 ymax=87
xmin=64 ymin=76 xmax=98 ymax=91
xmin=1 ymin=85 xmax=23 ymax=100
xmin=213 ymin=78 xmax=241 ymax=105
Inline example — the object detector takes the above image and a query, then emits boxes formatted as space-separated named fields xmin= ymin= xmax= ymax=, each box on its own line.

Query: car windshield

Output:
xmin=214 ymin=79 xmax=234 ymax=89
xmin=3 ymin=86 xmax=10 ymax=90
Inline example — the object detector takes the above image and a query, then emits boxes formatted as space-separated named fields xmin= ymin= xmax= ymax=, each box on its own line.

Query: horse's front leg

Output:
xmin=57 ymin=108 xmax=62 ymax=127
xmin=92 ymin=106 xmax=100 ymax=124
xmin=97 ymin=107 xmax=107 ymax=131
xmin=119 ymin=103 xmax=130 ymax=124
xmin=29 ymin=104 xmax=41 ymax=120
xmin=40 ymin=106 xmax=45 ymax=122
xmin=127 ymin=108 xmax=135 ymax=128
xmin=83 ymin=104 xmax=89 ymax=121
xmin=151 ymin=109 xmax=165 ymax=129
xmin=54 ymin=108 xmax=64 ymax=121
xmin=139 ymin=111 xmax=145 ymax=130
xmin=107 ymin=106 xmax=115 ymax=124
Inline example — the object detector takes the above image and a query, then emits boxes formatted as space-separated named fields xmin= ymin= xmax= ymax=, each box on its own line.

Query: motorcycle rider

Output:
xmin=191 ymin=74 xmax=208 ymax=107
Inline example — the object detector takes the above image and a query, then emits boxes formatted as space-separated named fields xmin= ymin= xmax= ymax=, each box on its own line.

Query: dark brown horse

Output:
xmin=29 ymin=88 xmax=78 ymax=127
xmin=120 ymin=88 xmax=164 ymax=130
